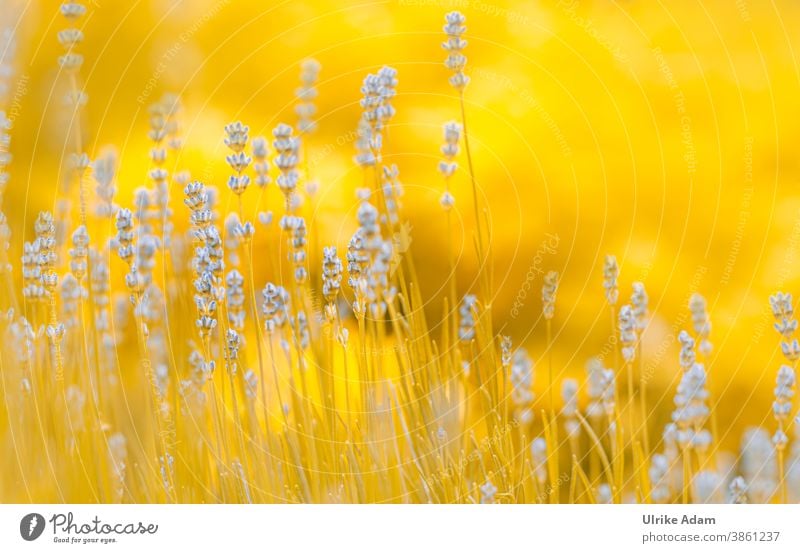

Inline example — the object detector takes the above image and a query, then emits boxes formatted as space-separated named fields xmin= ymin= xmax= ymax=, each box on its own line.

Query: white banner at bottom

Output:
xmin=1 ymin=504 xmax=798 ymax=551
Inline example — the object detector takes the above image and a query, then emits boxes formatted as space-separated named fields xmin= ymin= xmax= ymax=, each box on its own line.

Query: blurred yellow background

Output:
xmin=4 ymin=0 xmax=800 ymax=455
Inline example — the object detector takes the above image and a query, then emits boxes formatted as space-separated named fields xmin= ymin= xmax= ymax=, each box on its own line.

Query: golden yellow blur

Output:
xmin=1 ymin=0 xmax=800 ymax=503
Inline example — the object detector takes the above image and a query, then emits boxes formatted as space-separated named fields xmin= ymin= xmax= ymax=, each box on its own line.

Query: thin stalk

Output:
xmin=639 ymin=349 xmax=650 ymax=455
xmin=681 ymin=446 xmax=691 ymax=504
xmin=547 ymin=319 xmax=554 ymax=413
xmin=458 ymin=90 xmax=485 ymax=269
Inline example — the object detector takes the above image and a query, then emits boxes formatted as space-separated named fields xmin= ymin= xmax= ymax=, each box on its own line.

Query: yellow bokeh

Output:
xmin=4 ymin=0 xmax=800 ymax=461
